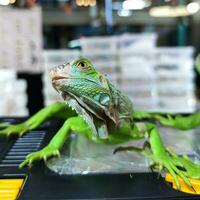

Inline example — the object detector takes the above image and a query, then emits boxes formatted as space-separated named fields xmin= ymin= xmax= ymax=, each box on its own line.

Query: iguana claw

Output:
xmin=147 ymin=148 xmax=200 ymax=189
xmin=19 ymin=145 xmax=60 ymax=168
xmin=114 ymin=145 xmax=200 ymax=189
xmin=0 ymin=123 xmax=30 ymax=137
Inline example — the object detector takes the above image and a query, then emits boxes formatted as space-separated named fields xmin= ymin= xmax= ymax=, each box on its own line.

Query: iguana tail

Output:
xmin=133 ymin=111 xmax=200 ymax=130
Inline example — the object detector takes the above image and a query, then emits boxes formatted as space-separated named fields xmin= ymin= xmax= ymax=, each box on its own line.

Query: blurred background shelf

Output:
xmin=0 ymin=0 xmax=200 ymax=116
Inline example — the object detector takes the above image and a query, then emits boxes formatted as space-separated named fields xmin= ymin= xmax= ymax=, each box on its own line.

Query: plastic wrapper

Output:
xmin=47 ymin=133 xmax=149 ymax=175
xmin=47 ymin=125 xmax=200 ymax=175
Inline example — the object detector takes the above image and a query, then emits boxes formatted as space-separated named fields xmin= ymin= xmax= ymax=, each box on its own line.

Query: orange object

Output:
xmin=165 ymin=173 xmax=200 ymax=194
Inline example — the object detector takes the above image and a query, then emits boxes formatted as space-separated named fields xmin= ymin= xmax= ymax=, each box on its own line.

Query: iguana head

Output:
xmin=49 ymin=58 xmax=121 ymax=138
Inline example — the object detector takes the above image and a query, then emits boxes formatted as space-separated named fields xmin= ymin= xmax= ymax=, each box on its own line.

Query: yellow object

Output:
xmin=0 ymin=179 xmax=24 ymax=200
xmin=76 ymin=0 xmax=96 ymax=7
xmin=165 ymin=173 xmax=200 ymax=194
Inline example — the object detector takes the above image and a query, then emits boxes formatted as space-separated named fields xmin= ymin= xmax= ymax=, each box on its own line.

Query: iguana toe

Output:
xmin=0 ymin=123 xmax=29 ymax=137
xmin=0 ymin=122 xmax=10 ymax=129
xmin=150 ymin=149 xmax=200 ymax=189
xmin=19 ymin=145 xmax=60 ymax=168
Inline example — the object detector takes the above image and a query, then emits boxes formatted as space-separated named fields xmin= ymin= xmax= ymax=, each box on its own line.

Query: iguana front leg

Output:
xmin=0 ymin=102 xmax=74 ymax=137
xmin=19 ymin=116 xmax=91 ymax=168
xmin=19 ymin=115 xmax=141 ymax=168
xmin=115 ymin=122 xmax=200 ymax=189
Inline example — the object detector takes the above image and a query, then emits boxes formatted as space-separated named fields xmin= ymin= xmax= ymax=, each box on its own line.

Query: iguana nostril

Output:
xmin=57 ymin=65 xmax=64 ymax=69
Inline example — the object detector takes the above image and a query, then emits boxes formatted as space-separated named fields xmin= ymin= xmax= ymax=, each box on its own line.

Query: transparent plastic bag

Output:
xmin=47 ymin=126 xmax=200 ymax=175
xmin=47 ymin=134 xmax=150 ymax=175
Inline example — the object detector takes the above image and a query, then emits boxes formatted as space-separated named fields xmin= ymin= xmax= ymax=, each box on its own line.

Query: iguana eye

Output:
xmin=77 ymin=61 xmax=91 ymax=70
xmin=78 ymin=61 xmax=86 ymax=68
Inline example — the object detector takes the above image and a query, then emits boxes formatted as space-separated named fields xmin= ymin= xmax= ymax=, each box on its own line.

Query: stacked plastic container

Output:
xmin=0 ymin=7 xmax=42 ymax=72
xmin=42 ymin=34 xmax=196 ymax=113
xmin=0 ymin=70 xmax=28 ymax=116
xmin=43 ymin=50 xmax=80 ymax=106
xmin=118 ymin=33 xmax=158 ymax=111
xmin=80 ymin=36 xmax=118 ymax=85
xmin=155 ymin=47 xmax=195 ymax=113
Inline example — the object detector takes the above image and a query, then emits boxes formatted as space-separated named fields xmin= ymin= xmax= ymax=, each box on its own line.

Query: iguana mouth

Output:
xmin=52 ymin=76 xmax=67 ymax=81
xmin=49 ymin=63 xmax=70 ymax=82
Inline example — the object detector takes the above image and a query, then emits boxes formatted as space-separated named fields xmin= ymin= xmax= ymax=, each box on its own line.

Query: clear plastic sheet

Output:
xmin=47 ymin=125 xmax=200 ymax=175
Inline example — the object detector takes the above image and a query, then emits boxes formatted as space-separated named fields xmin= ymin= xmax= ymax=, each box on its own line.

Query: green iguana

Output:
xmin=0 ymin=58 xmax=200 ymax=190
